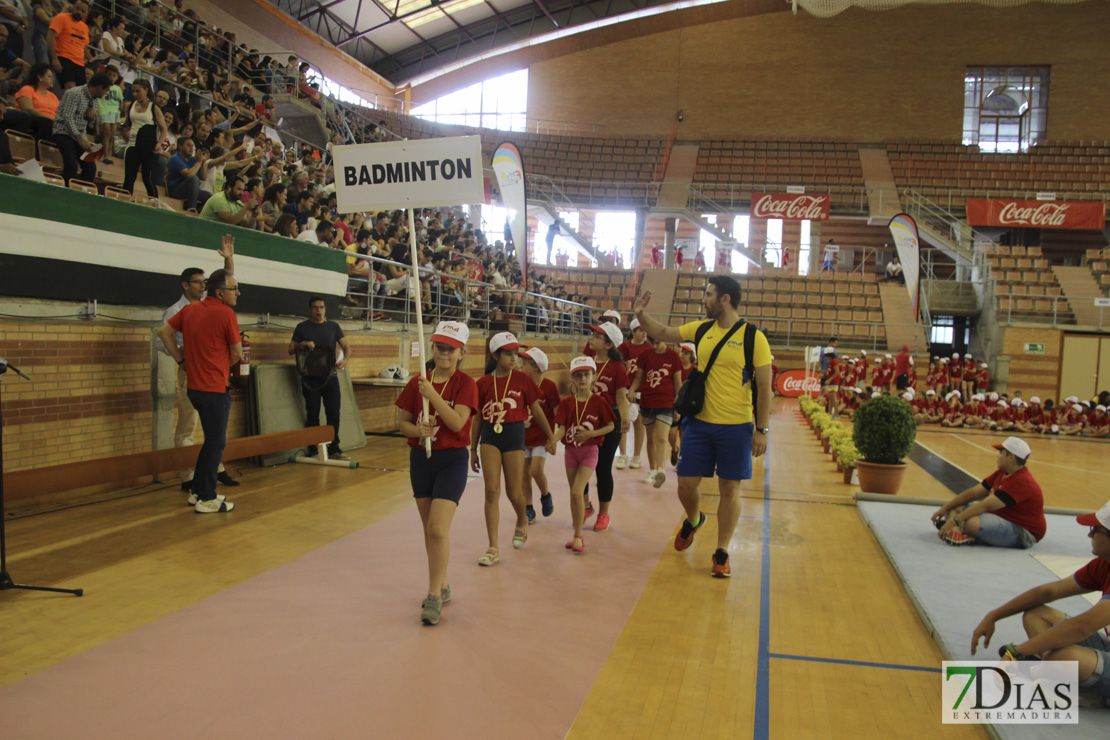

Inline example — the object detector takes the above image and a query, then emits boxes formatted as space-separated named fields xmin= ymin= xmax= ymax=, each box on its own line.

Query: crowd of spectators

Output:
xmin=0 ymin=0 xmax=599 ymax=329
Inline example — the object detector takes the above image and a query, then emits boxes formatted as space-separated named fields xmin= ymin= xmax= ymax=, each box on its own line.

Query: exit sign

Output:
xmin=1023 ymin=343 xmax=1046 ymax=354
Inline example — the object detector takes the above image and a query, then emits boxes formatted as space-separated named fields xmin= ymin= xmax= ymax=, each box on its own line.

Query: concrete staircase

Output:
xmin=878 ymin=282 xmax=929 ymax=352
xmin=857 ymin=145 xmax=902 ymax=226
xmin=656 ymin=143 xmax=700 ymax=208
xmin=640 ymin=269 xmax=680 ymax=323
xmin=1052 ymin=266 xmax=1107 ymax=327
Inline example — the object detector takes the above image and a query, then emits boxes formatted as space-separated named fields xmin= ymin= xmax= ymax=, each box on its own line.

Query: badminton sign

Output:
xmin=942 ymin=661 xmax=1077 ymax=724
xmin=333 ymin=136 xmax=485 ymax=213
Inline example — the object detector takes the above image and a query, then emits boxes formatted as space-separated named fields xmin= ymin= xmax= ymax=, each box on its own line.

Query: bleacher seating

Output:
xmin=693 ymin=138 xmax=864 ymax=208
xmin=984 ymin=244 xmax=1075 ymax=323
xmin=1085 ymin=249 xmax=1110 ymax=297
xmin=887 ymin=139 xmax=1110 ymax=199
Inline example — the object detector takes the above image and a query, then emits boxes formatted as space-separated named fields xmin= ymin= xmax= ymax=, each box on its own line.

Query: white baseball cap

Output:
xmin=901 ymin=392 xmax=914 ymax=401
xmin=601 ymin=309 xmax=622 ymax=323
xmin=1030 ymin=396 xmax=1041 ymax=404
xmin=964 ymin=353 xmax=972 ymax=358
xmin=992 ymin=436 xmax=1031 ymax=461
xmin=871 ymin=392 xmax=881 ymax=398
xmin=884 ymin=353 xmax=892 ymax=359
xmin=859 ymin=350 xmax=867 ymax=356
xmin=1097 ymin=405 xmax=1107 ymax=412
xmin=981 ymin=362 xmax=988 ymax=368
xmin=489 ymin=331 xmax=523 ymax=353
xmin=1011 ymin=398 xmax=1023 ymax=406
xmin=997 ymin=400 xmax=1008 ymax=408
xmin=926 ymin=389 xmax=936 ymax=395
xmin=588 ymin=323 xmax=623 ymax=348
xmin=569 ymin=355 xmax=597 ymax=374
xmin=430 ymin=321 xmax=469 ymax=348
xmin=519 ymin=347 xmax=549 ymax=373
xmin=946 ymin=390 xmax=961 ymax=400
xmin=679 ymin=342 xmax=696 ymax=354
xmin=1076 ymin=501 xmax=1110 ymax=529
xmin=1073 ymin=404 xmax=1084 ymax=413
xmin=989 ymin=392 xmax=999 ymax=401
xmin=630 ymin=318 xmax=642 ymax=331
xmin=1066 ymin=396 xmax=1079 ymax=403
xmin=952 ymin=352 xmax=959 ymax=359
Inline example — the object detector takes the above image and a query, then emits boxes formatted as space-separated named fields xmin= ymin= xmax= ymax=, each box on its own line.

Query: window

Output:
xmin=412 ymin=69 xmax=528 ymax=132
xmin=931 ymin=316 xmax=955 ymax=345
xmin=963 ymin=66 xmax=1049 ymax=153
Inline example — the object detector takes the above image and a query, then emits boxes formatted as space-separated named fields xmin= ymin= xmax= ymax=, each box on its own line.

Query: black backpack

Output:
xmin=295 ymin=344 xmax=336 ymax=392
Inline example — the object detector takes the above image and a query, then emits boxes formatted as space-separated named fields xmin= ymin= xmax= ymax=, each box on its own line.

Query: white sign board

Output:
xmin=786 ymin=185 xmax=806 ymax=194
xmin=333 ymin=136 xmax=485 ymax=213
xmin=1036 ymin=192 xmax=1057 ymax=201
xmin=1095 ymin=297 xmax=1110 ymax=307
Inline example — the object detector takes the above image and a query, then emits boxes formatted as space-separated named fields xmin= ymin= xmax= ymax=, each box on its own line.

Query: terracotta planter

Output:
xmin=822 ymin=438 xmax=831 ymax=453
xmin=842 ymin=466 xmax=855 ymax=484
xmin=831 ymin=450 xmax=838 ymax=464
xmin=855 ymin=460 xmax=907 ymax=495
xmin=836 ymin=461 xmax=844 ymax=473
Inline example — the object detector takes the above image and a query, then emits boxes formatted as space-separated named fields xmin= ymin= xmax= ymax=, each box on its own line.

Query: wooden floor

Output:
xmin=5 ymin=398 xmax=1103 ymax=737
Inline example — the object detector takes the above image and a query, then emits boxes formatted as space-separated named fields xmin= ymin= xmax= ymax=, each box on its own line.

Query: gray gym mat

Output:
xmin=858 ymin=500 xmax=1109 ymax=738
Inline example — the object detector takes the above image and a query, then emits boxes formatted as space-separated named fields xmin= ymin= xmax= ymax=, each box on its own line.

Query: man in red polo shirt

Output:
xmin=970 ymin=500 xmax=1110 ymax=702
xmin=931 ymin=436 xmax=1045 ymax=548
xmin=157 ymin=269 xmax=243 ymax=513
xmin=894 ymin=345 xmax=913 ymax=391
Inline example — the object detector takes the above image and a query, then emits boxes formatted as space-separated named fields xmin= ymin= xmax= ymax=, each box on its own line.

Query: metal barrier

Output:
xmin=994 ymin=292 xmax=1109 ymax=329
xmin=666 ymin=310 xmax=929 ymax=353
xmin=339 ymin=252 xmax=599 ymax=338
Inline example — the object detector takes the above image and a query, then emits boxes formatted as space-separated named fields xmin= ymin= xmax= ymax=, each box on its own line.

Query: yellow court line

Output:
xmin=948 ymin=433 xmax=1110 ymax=478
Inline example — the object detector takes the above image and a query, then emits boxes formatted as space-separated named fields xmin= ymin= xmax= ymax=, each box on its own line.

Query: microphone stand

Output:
xmin=0 ymin=357 xmax=83 ymax=596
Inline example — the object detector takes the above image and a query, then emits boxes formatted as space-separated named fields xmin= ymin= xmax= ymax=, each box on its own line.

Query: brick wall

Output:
xmin=524 ymin=5 xmax=1110 ymax=141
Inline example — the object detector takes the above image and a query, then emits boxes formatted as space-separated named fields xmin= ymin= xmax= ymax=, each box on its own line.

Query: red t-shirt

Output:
xmin=554 ymin=394 xmax=616 ymax=447
xmin=525 ymin=377 xmax=561 ymax=447
xmin=935 ymin=366 xmax=948 ymax=384
xmin=619 ymin=341 xmax=652 ymax=383
xmin=1011 ymin=406 xmax=1029 ymax=423
xmin=680 ymin=363 xmax=695 ymax=382
xmin=982 ymin=467 xmax=1046 ymax=541
xmin=950 ymin=359 xmax=963 ymax=378
xmin=476 ymin=370 xmax=540 ymax=424
xmin=963 ymin=364 xmax=978 ymax=381
xmin=977 ymin=369 xmax=990 ymax=387
xmin=1039 ymin=407 xmax=1057 ymax=426
xmin=943 ymin=401 xmax=964 ymax=420
xmin=394 ymin=370 xmax=479 ymax=450
xmin=637 ymin=348 xmax=682 ymax=408
xmin=591 ymin=357 xmax=630 ymax=407
xmin=1087 ymin=413 xmax=1109 ymax=430
xmin=1063 ymin=407 xmax=1085 ymax=425
xmin=167 ymin=296 xmax=239 ymax=393
xmin=894 ymin=352 xmax=912 ymax=376
xmin=1074 ymin=558 xmax=1110 ymax=600
xmin=825 ymin=357 xmax=842 ymax=385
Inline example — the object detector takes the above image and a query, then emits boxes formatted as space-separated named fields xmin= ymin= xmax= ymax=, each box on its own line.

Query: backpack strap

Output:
xmin=700 ymin=320 xmax=745 ymax=378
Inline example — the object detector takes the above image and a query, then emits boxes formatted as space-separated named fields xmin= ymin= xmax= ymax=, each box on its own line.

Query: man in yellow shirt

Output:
xmin=633 ymin=275 xmax=772 ymax=578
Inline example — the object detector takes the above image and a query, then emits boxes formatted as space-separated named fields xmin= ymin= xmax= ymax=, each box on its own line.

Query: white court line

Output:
xmin=947 ymin=432 xmax=1110 ymax=478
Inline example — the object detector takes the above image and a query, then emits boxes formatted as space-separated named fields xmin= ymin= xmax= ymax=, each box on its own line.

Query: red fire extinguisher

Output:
xmin=232 ymin=331 xmax=251 ymax=377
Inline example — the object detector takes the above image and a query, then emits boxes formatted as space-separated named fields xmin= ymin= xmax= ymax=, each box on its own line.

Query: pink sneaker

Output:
xmin=942 ymin=530 xmax=976 ymax=546
xmin=583 ymin=503 xmax=595 ymax=521
xmin=593 ymin=513 xmax=610 ymax=532
xmin=565 ymin=536 xmax=585 ymax=553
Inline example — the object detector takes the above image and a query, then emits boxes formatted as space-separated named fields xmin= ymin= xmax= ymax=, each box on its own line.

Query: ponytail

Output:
xmin=484 ymin=349 xmax=501 ymax=375
xmin=606 ymin=346 xmax=624 ymax=365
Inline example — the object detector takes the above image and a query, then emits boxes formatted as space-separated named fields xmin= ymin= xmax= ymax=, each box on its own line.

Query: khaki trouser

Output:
xmin=176 ymin=364 xmax=224 ymax=482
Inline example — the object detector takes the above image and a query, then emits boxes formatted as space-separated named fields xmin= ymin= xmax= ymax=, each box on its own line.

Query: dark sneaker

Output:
xmin=181 ymin=480 xmax=192 ymax=493
xmin=526 ymin=505 xmax=536 ymax=525
xmin=217 ymin=471 xmax=240 ymax=486
xmin=421 ymin=594 xmax=442 ymax=625
xmin=195 ymin=498 xmax=235 ymax=513
xmin=711 ymin=549 xmax=731 ymax=578
xmin=540 ymin=493 xmax=554 ymax=517
xmin=674 ymin=512 xmax=706 ymax=551
xmin=670 ymin=450 xmax=679 ymax=467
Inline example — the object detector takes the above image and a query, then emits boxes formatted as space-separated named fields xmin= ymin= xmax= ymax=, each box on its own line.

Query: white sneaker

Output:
xmin=615 ymin=455 xmax=629 ymax=470
xmin=194 ymin=498 xmax=235 ymax=513
xmin=652 ymin=469 xmax=667 ymax=489
xmin=641 ymin=471 xmax=654 ymax=484
xmin=187 ymin=492 xmax=225 ymax=506
xmin=629 ymin=456 xmax=642 ymax=469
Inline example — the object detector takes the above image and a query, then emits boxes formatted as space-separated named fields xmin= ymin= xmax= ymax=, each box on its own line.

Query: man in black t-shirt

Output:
xmin=289 ymin=297 xmax=352 ymax=460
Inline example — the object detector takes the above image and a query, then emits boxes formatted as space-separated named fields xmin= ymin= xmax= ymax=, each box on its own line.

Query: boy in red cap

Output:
xmin=971 ymin=500 xmax=1110 ymax=706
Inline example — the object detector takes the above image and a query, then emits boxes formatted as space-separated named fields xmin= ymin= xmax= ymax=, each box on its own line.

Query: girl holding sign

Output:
xmin=553 ymin=357 xmax=616 ymax=553
xmin=396 ymin=321 xmax=478 ymax=626
xmin=470 ymin=333 xmax=556 ymax=566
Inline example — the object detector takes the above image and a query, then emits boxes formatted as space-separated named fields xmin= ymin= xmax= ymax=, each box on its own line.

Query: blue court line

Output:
xmin=768 ymin=652 xmax=941 ymax=674
xmin=752 ymin=450 xmax=772 ymax=740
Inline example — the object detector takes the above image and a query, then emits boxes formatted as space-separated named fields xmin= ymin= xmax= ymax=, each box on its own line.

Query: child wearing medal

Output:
xmin=470 ymin=332 xmax=557 ymax=566
xmin=553 ymin=356 xmax=616 ymax=553
xmin=396 ymin=321 xmax=479 ymax=626
xmin=580 ymin=323 xmax=631 ymax=532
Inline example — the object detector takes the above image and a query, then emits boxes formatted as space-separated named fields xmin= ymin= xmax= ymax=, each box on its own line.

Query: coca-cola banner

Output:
xmin=776 ymin=369 xmax=822 ymax=398
xmin=751 ymin=193 xmax=830 ymax=221
xmin=965 ymin=199 xmax=1106 ymax=230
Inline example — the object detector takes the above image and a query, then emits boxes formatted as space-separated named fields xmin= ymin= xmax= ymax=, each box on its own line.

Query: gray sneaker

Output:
xmin=441 ymin=584 xmax=451 ymax=604
xmin=421 ymin=594 xmax=442 ymax=625
xmin=194 ymin=498 xmax=235 ymax=514
xmin=330 ymin=451 xmax=351 ymax=461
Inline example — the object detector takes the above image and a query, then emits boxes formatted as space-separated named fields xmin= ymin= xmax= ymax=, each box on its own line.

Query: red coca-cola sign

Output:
xmin=751 ymin=193 xmax=830 ymax=221
xmin=776 ymin=369 xmax=822 ymax=397
xmin=966 ymin=199 xmax=1105 ymax=230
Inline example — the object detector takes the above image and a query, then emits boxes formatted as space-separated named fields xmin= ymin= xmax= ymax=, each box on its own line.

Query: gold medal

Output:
xmin=494 ymin=423 xmax=503 ymax=434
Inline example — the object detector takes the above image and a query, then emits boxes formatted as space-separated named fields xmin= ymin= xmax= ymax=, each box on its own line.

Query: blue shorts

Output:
xmin=1074 ymin=621 xmax=1110 ymax=697
xmin=410 ymin=447 xmax=469 ymax=503
xmin=676 ymin=417 xmax=753 ymax=481
xmin=480 ymin=420 xmax=525 ymax=453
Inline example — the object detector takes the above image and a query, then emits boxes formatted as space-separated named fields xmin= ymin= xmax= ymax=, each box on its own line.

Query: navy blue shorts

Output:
xmin=409 ymin=446 xmax=469 ymax=503
xmin=480 ymin=420 xmax=525 ymax=453
xmin=676 ymin=417 xmax=754 ymax=481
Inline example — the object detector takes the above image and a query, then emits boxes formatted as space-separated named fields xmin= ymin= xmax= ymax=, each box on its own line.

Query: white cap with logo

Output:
xmin=630 ymin=318 xmax=641 ymax=331
xmin=601 ymin=309 xmax=622 ymax=323
xmin=430 ymin=321 xmax=469 ymax=348
xmin=679 ymin=342 xmax=696 ymax=355
xmin=1077 ymin=501 xmax=1110 ymax=529
xmin=588 ymin=323 xmax=624 ymax=348
xmin=570 ymin=355 xmax=597 ymax=374
xmin=519 ymin=347 xmax=549 ymax=373
xmin=489 ymin=332 xmax=523 ymax=353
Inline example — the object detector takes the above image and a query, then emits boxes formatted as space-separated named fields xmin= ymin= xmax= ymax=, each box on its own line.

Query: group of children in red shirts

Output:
xmin=395 ymin=318 xmax=698 ymax=627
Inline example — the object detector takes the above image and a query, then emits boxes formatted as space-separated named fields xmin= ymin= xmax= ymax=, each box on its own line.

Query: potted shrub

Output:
xmin=812 ymin=412 xmax=831 ymax=440
xmin=820 ymin=422 xmax=842 ymax=454
xmin=852 ymin=394 xmax=917 ymax=494
xmin=830 ymin=430 xmax=853 ymax=467
xmin=837 ymin=441 xmax=859 ymax=484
